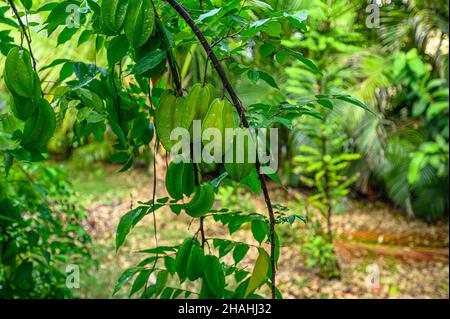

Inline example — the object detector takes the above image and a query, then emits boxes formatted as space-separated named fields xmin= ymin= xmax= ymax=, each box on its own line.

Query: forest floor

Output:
xmin=63 ymin=163 xmax=449 ymax=299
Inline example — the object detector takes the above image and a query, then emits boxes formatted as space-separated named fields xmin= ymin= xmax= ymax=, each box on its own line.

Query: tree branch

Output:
xmin=165 ymin=0 xmax=277 ymax=299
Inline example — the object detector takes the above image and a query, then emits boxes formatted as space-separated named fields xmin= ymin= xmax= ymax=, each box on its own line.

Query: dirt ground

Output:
xmin=71 ymin=163 xmax=449 ymax=299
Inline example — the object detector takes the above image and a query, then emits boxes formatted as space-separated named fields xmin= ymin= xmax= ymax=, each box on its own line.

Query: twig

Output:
xmin=206 ymin=237 xmax=261 ymax=249
xmin=145 ymin=139 xmax=160 ymax=296
xmin=191 ymin=145 xmax=206 ymax=248
xmin=165 ymin=0 xmax=277 ymax=299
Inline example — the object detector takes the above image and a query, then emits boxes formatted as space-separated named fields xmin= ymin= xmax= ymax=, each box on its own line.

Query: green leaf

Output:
xmin=245 ymin=248 xmax=270 ymax=297
xmin=251 ymin=219 xmax=268 ymax=244
xmin=40 ymin=59 xmax=70 ymax=71
xmin=175 ymin=238 xmax=195 ymax=282
xmin=218 ymin=240 xmax=234 ymax=258
xmin=14 ymin=261 xmax=33 ymax=290
xmin=38 ymin=2 xmax=58 ymax=12
xmin=72 ymin=62 xmax=100 ymax=90
xmin=408 ymin=155 xmax=424 ymax=185
xmin=249 ymin=0 xmax=273 ymax=10
xmin=261 ymin=167 xmax=283 ymax=187
xmin=44 ymin=1 xmax=82 ymax=36
xmin=130 ymin=115 xmax=149 ymax=140
xmin=57 ymin=27 xmax=78 ymax=46
xmin=60 ymin=62 xmax=74 ymax=81
xmin=241 ymin=169 xmax=261 ymax=194
xmin=198 ymin=8 xmax=221 ymax=21
xmin=109 ymin=152 xmax=129 ymax=164
xmin=427 ymin=102 xmax=448 ymax=120
xmin=235 ymin=270 xmax=249 ymax=283
xmin=138 ymin=246 xmax=176 ymax=254
xmin=154 ymin=270 xmax=169 ymax=297
xmin=258 ymin=71 xmax=279 ymax=89
xmin=20 ymin=0 xmax=32 ymax=10
xmin=161 ymin=287 xmax=173 ymax=299
xmin=284 ymin=11 xmax=308 ymax=32
xmin=274 ymin=232 xmax=280 ymax=263
xmin=260 ymin=43 xmax=276 ymax=57
xmin=210 ymin=172 xmax=229 ymax=190
xmin=137 ymin=256 xmax=157 ymax=267
xmin=164 ymin=256 xmax=176 ymax=275
xmin=109 ymin=120 xmax=127 ymax=148
xmin=286 ymin=50 xmax=321 ymax=74
xmin=78 ymin=30 xmax=91 ymax=46
xmin=263 ymin=22 xmax=282 ymax=37
xmin=334 ymin=95 xmax=374 ymax=114
xmin=318 ymin=99 xmax=333 ymax=109
xmin=248 ymin=70 xmax=260 ymax=84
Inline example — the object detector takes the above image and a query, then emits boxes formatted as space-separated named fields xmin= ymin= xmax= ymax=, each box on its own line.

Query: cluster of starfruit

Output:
xmin=158 ymin=83 xmax=258 ymax=219
xmin=101 ymin=0 xmax=155 ymax=48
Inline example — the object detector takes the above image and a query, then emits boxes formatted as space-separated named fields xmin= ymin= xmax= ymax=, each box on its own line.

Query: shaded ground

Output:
xmin=63 ymin=163 xmax=449 ymax=299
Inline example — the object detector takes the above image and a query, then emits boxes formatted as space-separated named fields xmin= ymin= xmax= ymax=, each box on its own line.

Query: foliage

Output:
xmin=217 ymin=185 xmax=257 ymax=213
xmin=294 ymin=116 xmax=360 ymax=236
xmin=302 ymin=234 xmax=339 ymax=278
xmin=0 ymin=0 xmax=341 ymax=299
xmin=1 ymin=0 xmax=437 ymax=300
xmin=293 ymin=115 xmax=359 ymax=278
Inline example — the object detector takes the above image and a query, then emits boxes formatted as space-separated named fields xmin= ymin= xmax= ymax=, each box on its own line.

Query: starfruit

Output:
xmin=100 ymin=0 xmax=129 ymax=34
xmin=186 ymin=83 xmax=211 ymax=122
xmin=224 ymin=130 xmax=256 ymax=182
xmin=10 ymin=73 xmax=41 ymax=121
xmin=202 ymin=98 xmax=238 ymax=154
xmin=165 ymin=157 xmax=196 ymax=200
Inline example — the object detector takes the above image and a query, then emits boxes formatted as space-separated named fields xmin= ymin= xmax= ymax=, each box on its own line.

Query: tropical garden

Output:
xmin=0 ymin=0 xmax=448 ymax=299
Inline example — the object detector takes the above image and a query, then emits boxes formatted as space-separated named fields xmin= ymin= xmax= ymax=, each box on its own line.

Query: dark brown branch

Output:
xmin=165 ymin=0 xmax=277 ymax=299
xmin=165 ymin=0 xmax=248 ymax=125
